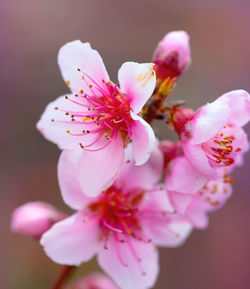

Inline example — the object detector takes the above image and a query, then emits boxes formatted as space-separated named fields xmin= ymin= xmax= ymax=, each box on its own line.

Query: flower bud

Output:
xmin=11 ymin=202 xmax=66 ymax=240
xmin=65 ymin=273 xmax=119 ymax=289
xmin=170 ymin=108 xmax=194 ymax=141
xmin=159 ymin=141 xmax=183 ymax=169
xmin=153 ymin=31 xmax=191 ymax=80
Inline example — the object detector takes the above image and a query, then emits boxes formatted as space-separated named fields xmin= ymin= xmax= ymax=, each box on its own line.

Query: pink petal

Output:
xmin=77 ymin=136 xmax=124 ymax=197
xmin=185 ymin=176 xmax=233 ymax=229
xmin=118 ymin=62 xmax=156 ymax=114
xmin=40 ymin=213 xmax=99 ymax=266
xmin=185 ymin=204 xmax=209 ymax=229
xmin=141 ymin=213 xmax=192 ymax=247
xmin=131 ymin=112 xmax=156 ymax=165
xmin=190 ymin=97 xmax=230 ymax=145
xmin=58 ymin=40 xmax=109 ymax=94
xmin=169 ymin=192 xmax=191 ymax=215
xmin=98 ymin=237 xmax=159 ymax=289
xmin=139 ymin=186 xmax=174 ymax=214
xmin=183 ymin=142 xmax=218 ymax=178
xmin=36 ymin=94 xmax=96 ymax=150
xmin=221 ymin=90 xmax=250 ymax=127
xmin=116 ymin=142 xmax=163 ymax=191
xmin=58 ymin=150 xmax=94 ymax=210
xmin=139 ymin=188 xmax=192 ymax=247
xmin=165 ymin=156 xmax=207 ymax=194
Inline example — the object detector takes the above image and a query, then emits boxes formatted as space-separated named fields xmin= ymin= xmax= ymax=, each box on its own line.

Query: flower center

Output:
xmin=53 ymin=68 xmax=132 ymax=151
xmin=202 ymin=124 xmax=242 ymax=167
xmin=88 ymin=186 xmax=145 ymax=244
xmin=87 ymin=186 xmax=152 ymax=272
xmin=197 ymin=173 xmax=232 ymax=208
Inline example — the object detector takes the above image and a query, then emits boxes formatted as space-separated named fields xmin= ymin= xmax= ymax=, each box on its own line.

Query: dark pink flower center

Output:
xmin=87 ymin=186 xmax=152 ymax=272
xmin=202 ymin=124 xmax=242 ymax=167
xmin=53 ymin=68 xmax=133 ymax=151
xmin=88 ymin=186 xmax=147 ymax=245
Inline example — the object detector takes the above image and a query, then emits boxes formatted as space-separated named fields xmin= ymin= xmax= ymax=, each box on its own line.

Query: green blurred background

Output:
xmin=1 ymin=0 xmax=250 ymax=288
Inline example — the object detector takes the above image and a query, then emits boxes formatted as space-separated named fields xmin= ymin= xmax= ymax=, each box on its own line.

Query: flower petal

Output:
xmin=40 ymin=213 xmax=99 ymax=266
xmin=118 ymin=62 xmax=156 ymax=113
xmin=191 ymin=96 xmax=230 ymax=145
xmin=139 ymin=186 xmax=174 ymax=214
xmin=221 ymin=90 xmax=250 ymax=127
xmin=183 ymin=142 xmax=218 ymax=178
xmin=58 ymin=40 xmax=109 ymax=94
xmin=169 ymin=192 xmax=192 ymax=215
xmin=58 ymin=150 xmax=94 ymax=210
xmin=165 ymin=156 xmax=207 ymax=194
xmin=185 ymin=204 xmax=209 ymax=229
xmin=77 ymin=136 xmax=124 ymax=197
xmin=37 ymin=94 xmax=96 ymax=150
xmin=130 ymin=112 xmax=156 ymax=165
xmin=116 ymin=142 xmax=163 ymax=191
xmin=139 ymin=188 xmax=192 ymax=247
xmin=98 ymin=237 xmax=159 ymax=289
xmin=143 ymin=215 xmax=192 ymax=247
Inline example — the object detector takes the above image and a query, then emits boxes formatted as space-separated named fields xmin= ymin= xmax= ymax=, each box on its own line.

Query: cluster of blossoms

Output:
xmin=11 ymin=31 xmax=250 ymax=289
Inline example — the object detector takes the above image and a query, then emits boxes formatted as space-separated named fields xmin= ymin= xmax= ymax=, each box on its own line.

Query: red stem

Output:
xmin=49 ymin=265 xmax=75 ymax=289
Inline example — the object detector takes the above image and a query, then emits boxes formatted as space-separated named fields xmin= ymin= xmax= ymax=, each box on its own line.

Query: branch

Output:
xmin=49 ymin=265 xmax=75 ymax=289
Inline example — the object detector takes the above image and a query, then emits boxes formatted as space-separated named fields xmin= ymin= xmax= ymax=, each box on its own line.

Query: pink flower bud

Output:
xmin=65 ymin=273 xmax=119 ymax=289
xmin=11 ymin=202 xmax=66 ymax=239
xmin=153 ymin=31 xmax=191 ymax=79
xmin=159 ymin=141 xmax=183 ymax=169
xmin=171 ymin=108 xmax=195 ymax=141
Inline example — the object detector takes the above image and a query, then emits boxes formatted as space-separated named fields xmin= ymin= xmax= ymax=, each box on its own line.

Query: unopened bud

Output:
xmin=11 ymin=202 xmax=66 ymax=240
xmin=159 ymin=141 xmax=183 ymax=169
xmin=171 ymin=108 xmax=194 ymax=141
xmin=65 ymin=273 xmax=119 ymax=289
xmin=153 ymin=31 xmax=191 ymax=80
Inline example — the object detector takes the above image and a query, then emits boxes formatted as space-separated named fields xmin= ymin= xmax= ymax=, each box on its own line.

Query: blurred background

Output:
xmin=1 ymin=0 xmax=250 ymax=288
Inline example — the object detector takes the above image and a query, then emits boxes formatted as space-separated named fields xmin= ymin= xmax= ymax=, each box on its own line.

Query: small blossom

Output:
xmin=153 ymin=31 xmax=191 ymax=80
xmin=41 ymin=145 xmax=192 ymax=289
xmin=37 ymin=40 xmax=156 ymax=197
xmin=65 ymin=273 xmax=119 ymax=289
xmin=181 ymin=90 xmax=250 ymax=178
xmin=165 ymin=156 xmax=232 ymax=229
xmin=11 ymin=202 xmax=66 ymax=239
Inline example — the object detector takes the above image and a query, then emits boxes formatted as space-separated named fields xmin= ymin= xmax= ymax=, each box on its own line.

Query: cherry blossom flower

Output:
xmin=40 ymin=145 xmax=192 ymax=289
xmin=165 ymin=156 xmax=233 ymax=228
xmin=37 ymin=40 xmax=156 ymax=197
xmin=11 ymin=202 xmax=66 ymax=239
xmin=65 ymin=273 xmax=119 ymax=289
xmin=181 ymin=90 xmax=250 ymax=178
xmin=153 ymin=30 xmax=191 ymax=80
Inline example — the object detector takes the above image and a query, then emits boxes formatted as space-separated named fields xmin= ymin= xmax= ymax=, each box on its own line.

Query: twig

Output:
xmin=49 ymin=265 xmax=75 ymax=289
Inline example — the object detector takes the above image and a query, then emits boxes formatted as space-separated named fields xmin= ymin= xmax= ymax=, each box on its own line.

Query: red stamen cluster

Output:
xmin=203 ymin=125 xmax=242 ymax=167
xmin=53 ymin=68 xmax=132 ymax=151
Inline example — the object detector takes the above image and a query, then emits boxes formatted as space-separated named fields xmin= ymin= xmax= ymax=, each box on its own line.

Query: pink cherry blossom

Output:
xmin=181 ymin=90 xmax=250 ymax=178
xmin=153 ymin=30 xmax=191 ymax=80
xmin=41 ymin=145 xmax=192 ymax=289
xmin=11 ymin=202 xmax=66 ymax=239
xmin=65 ymin=273 xmax=119 ymax=289
xmin=37 ymin=40 xmax=156 ymax=197
xmin=165 ymin=155 xmax=233 ymax=229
